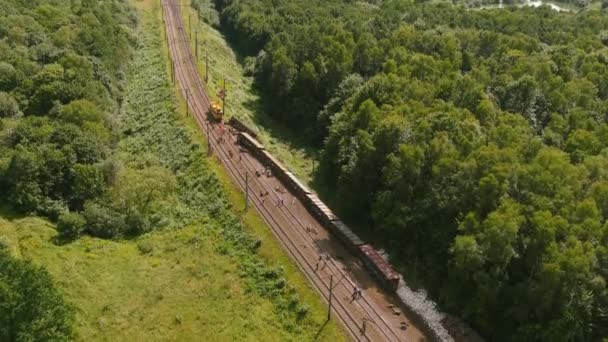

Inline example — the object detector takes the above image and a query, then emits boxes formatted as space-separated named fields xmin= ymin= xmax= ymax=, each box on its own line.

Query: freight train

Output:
xmin=237 ymin=131 xmax=400 ymax=291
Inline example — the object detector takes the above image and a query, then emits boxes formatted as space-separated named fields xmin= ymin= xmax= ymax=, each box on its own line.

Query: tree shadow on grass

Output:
xmin=0 ymin=202 xmax=22 ymax=221
xmin=242 ymin=96 xmax=320 ymax=159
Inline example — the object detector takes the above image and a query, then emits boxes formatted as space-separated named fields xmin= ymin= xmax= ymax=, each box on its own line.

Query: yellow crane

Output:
xmin=209 ymin=102 xmax=223 ymax=121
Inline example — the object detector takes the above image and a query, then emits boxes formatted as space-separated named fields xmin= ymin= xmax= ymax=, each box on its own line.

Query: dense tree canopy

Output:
xmin=0 ymin=0 xmax=172 ymax=240
xmin=215 ymin=0 xmax=608 ymax=340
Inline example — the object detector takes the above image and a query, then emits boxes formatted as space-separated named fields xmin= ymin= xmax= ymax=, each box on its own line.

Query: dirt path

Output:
xmin=162 ymin=1 xmax=427 ymax=340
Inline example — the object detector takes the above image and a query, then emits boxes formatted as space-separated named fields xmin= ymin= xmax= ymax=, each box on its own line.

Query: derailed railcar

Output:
xmin=237 ymin=132 xmax=265 ymax=156
xmin=229 ymin=117 xmax=258 ymax=139
xmin=359 ymin=244 xmax=400 ymax=291
xmin=261 ymin=150 xmax=287 ymax=176
xmin=330 ymin=219 xmax=363 ymax=253
xmin=284 ymin=171 xmax=311 ymax=198
xmin=304 ymin=193 xmax=338 ymax=227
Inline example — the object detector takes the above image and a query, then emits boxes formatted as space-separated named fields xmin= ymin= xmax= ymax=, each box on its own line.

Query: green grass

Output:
xmin=0 ymin=215 xmax=291 ymax=341
xmin=177 ymin=0 xmax=319 ymax=185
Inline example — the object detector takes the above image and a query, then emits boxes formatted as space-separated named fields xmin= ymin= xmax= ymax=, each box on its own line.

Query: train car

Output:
xmin=237 ymin=131 xmax=265 ymax=154
xmin=304 ymin=193 xmax=338 ymax=226
xmin=228 ymin=117 xmax=258 ymax=139
xmin=238 ymin=134 xmax=313 ymax=205
xmin=358 ymin=244 xmax=400 ymax=291
xmin=284 ymin=171 xmax=311 ymax=198
xmin=261 ymin=150 xmax=287 ymax=176
xmin=330 ymin=219 xmax=363 ymax=252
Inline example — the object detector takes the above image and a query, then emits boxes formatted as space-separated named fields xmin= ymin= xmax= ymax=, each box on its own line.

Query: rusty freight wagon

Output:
xmin=359 ymin=244 xmax=400 ymax=291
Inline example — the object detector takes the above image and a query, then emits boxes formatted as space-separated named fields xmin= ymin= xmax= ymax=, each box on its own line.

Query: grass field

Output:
xmin=0 ymin=214 xmax=288 ymax=340
xmin=0 ymin=1 xmax=347 ymax=340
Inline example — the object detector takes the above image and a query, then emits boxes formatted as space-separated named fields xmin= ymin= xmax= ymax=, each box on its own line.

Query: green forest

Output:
xmin=0 ymin=0 xmax=136 ymax=237
xmin=0 ymin=0 xmax=135 ymax=337
xmin=214 ymin=0 xmax=608 ymax=340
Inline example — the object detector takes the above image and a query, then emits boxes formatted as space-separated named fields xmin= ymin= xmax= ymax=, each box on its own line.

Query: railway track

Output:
xmin=161 ymin=2 xmax=426 ymax=341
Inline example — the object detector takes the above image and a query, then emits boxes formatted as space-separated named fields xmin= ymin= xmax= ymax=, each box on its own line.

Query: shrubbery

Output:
xmin=0 ymin=91 xmax=19 ymax=117
xmin=0 ymin=247 xmax=74 ymax=341
xmin=57 ymin=211 xmax=86 ymax=240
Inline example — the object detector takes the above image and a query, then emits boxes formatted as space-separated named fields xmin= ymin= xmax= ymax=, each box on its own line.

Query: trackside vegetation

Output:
xmin=211 ymin=0 xmax=608 ymax=340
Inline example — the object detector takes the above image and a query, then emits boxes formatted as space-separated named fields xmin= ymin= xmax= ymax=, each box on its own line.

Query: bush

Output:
xmin=295 ymin=304 xmax=310 ymax=321
xmin=137 ymin=240 xmax=154 ymax=254
xmin=0 ymin=92 xmax=20 ymax=117
xmin=0 ymin=62 xmax=17 ymax=91
xmin=38 ymin=198 xmax=66 ymax=221
xmin=0 ymin=247 xmax=74 ymax=340
xmin=57 ymin=211 xmax=86 ymax=240
xmin=82 ymin=201 xmax=127 ymax=239
xmin=243 ymin=56 xmax=256 ymax=76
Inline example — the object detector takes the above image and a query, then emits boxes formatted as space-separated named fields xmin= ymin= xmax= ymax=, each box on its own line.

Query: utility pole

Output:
xmin=206 ymin=121 xmax=211 ymax=156
xmin=222 ymin=78 xmax=227 ymax=115
xmin=195 ymin=31 xmax=198 ymax=59
xmin=245 ymin=172 xmax=249 ymax=210
xmin=189 ymin=13 xmax=191 ymax=40
xmin=327 ymin=275 xmax=334 ymax=321
xmin=205 ymin=49 xmax=209 ymax=83
xmin=186 ymin=89 xmax=190 ymax=116
xmin=171 ymin=60 xmax=175 ymax=84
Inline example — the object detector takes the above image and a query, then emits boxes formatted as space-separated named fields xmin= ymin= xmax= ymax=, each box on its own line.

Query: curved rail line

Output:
xmin=161 ymin=2 xmax=421 ymax=340
xmin=163 ymin=5 xmax=369 ymax=340
xmin=164 ymin=3 xmax=402 ymax=341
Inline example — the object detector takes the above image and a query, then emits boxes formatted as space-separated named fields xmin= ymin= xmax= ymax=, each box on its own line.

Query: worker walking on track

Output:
xmin=352 ymin=286 xmax=362 ymax=300
xmin=361 ymin=318 xmax=367 ymax=335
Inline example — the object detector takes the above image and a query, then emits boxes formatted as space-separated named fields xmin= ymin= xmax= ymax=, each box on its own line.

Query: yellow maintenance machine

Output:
xmin=209 ymin=102 xmax=223 ymax=121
